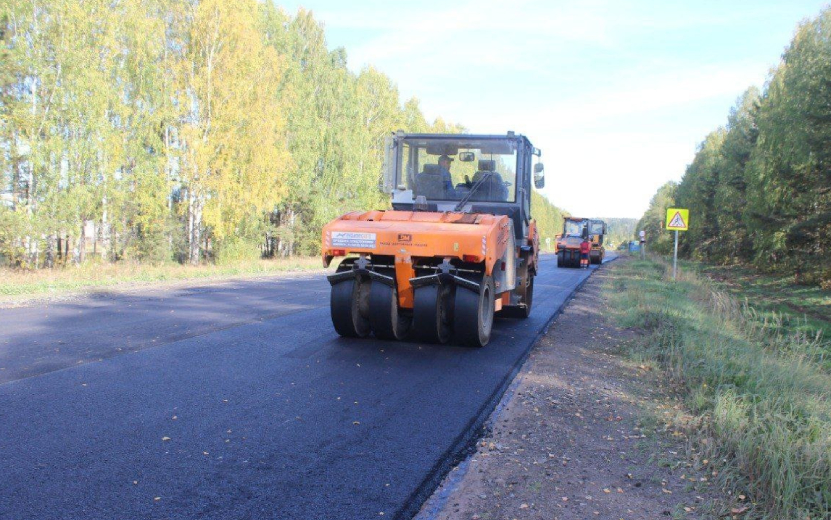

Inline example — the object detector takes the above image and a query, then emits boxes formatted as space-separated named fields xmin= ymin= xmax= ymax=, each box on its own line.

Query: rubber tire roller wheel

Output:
xmin=454 ymin=276 xmax=495 ymax=348
xmin=369 ymin=282 xmax=411 ymax=340
xmin=330 ymin=277 xmax=371 ymax=338
xmin=557 ymin=251 xmax=563 ymax=268
xmin=412 ymin=284 xmax=453 ymax=344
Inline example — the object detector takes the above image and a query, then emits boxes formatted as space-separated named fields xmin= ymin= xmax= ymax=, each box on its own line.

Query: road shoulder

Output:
xmin=420 ymin=260 xmax=725 ymax=520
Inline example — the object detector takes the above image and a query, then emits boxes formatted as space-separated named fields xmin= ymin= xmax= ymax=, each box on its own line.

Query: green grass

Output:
xmin=696 ymin=262 xmax=831 ymax=340
xmin=605 ymin=258 xmax=831 ymax=520
xmin=0 ymin=257 xmax=323 ymax=301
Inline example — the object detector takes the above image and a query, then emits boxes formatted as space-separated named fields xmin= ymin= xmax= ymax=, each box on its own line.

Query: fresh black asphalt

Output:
xmin=0 ymin=255 xmax=600 ymax=520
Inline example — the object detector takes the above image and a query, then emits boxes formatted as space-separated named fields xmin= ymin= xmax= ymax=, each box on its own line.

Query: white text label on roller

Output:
xmin=331 ymin=232 xmax=377 ymax=249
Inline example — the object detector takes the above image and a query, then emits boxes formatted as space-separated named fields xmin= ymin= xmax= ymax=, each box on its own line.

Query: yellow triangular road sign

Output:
xmin=665 ymin=208 xmax=689 ymax=231
xmin=668 ymin=212 xmax=686 ymax=228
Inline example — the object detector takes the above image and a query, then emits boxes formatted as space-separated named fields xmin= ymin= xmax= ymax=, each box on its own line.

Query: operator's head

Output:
xmin=438 ymin=154 xmax=453 ymax=169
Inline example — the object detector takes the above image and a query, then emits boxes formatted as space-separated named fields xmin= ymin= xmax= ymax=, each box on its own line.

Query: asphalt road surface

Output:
xmin=0 ymin=254 xmax=606 ymax=520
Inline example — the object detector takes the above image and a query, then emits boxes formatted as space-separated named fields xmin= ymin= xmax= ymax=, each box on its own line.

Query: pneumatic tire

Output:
xmin=454 ymin=276 xmax=495 ymax=348
xmin=369 ymin=282 xmax=411 ymax=340
xmin=331 ymin=277 xmax=371 ymax=338
xmin=412 ymin=284 xmax=453 ymax=344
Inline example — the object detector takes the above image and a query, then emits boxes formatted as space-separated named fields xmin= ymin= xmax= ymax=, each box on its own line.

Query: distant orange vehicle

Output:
xmin=322 ymin=131 xmax=546 ymax=347
xmin=555 ymin=217 xmax=589 ymax=268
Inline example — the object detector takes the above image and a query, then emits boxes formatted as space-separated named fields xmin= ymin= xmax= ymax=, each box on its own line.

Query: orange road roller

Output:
xmin=556 ymin=217 xmax=590 ymax=268
xmin=321 ymin=131 xmax=545 ymax=347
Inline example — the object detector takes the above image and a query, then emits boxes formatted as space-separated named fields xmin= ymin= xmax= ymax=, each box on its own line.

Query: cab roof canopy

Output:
xmin=399 ymin=132 xmax=530 ymax=157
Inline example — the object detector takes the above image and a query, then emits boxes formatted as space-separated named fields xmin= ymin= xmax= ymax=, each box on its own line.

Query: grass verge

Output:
xmin=0 ymin=257 xmax=322 ymax=300
xmin=695 ymin=262 xmax=831 ymax=339
xmin=605 ymin=257 xmax=831 ymax=520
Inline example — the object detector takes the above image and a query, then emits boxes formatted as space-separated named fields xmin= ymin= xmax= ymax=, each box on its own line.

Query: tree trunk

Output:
xmin=287 ymin=210 xmax=295 ymax=257
xmin=45 ymin=234 xmax=55 ymax=268
xmin=79 ymin=221 xmax=86 ymax=264
xmin=188 ymin=194 xmax=194 ymax=264
xmin=188 ymin=190 xmax=202 ymax=265
xmin=11 ymin=132 xmax=19 ymax=210
xmin=24 ymin=234 xmax=39 ymax=269
xmin=101 ymin=194 xmax=109 ymax=258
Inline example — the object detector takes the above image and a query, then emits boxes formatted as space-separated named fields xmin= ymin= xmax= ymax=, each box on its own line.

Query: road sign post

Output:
xmin=665 ymin=208 xmax=689 ymax=281
xmin=638 ymin=230 xmax=645 ymax=259
xmin=673 ymin=230 xmax=679 ymax=279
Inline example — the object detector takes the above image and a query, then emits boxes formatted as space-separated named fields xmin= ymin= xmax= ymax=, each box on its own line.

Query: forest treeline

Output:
xmin=637 ymin=7 xmax=831 ymax=287
xmin=0 ymin=0 xmax=567 ymax=268
xmin=599 ymin=217 xmax=636 ymax=249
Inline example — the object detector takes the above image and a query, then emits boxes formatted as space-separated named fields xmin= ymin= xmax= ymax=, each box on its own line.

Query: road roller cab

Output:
xmin=321 ymin=131 xmax=546 ymax=347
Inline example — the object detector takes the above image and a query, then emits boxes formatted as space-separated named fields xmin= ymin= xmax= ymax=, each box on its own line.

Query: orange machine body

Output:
xmin=556 ymin=235 xmax=583 ymax=252
xmin=556 ymin=217 xmax=590 ymax=268
xmin=322 ymin=210 xmax=515 ymax=310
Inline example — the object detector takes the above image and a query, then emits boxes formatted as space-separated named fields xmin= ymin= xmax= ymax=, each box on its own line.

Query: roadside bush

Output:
xmin=0 ymin=208 xmax=40 ymax=268
xmin=214 ymin=236 xmax=262 ymax=265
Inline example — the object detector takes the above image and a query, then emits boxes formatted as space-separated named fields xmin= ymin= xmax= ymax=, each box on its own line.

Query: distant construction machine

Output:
xmin=321 ymin=131 xmax=546 ymax=347
xmin=588 ymin=219 xmax=607 ymax=265
xmin=555 ymin=217 xmax=589 ymax=268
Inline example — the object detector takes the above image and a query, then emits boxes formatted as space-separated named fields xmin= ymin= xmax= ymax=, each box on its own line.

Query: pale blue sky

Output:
xmin=275 ymin=0 xmax=829 ymax=218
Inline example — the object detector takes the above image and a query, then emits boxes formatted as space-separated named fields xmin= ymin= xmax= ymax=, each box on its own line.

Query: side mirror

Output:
xmin=533 ymin=163 xmax=545 ymax=189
